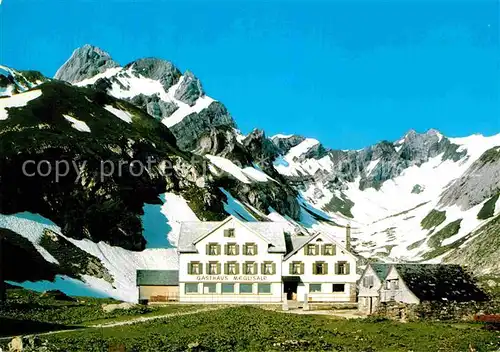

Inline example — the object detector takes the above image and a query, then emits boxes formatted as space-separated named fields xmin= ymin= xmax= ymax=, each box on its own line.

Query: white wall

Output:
xmin=179 ymin=218 xmax=283 ymax=303
xmin=283 ymin=234 xmax=357 ymax=302
xmin=379 ymin=266 xmax=419 ymax=304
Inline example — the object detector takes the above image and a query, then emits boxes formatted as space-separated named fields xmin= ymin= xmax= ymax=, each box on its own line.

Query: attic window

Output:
xmin=224 ymin=228 xmax=235 ymax=237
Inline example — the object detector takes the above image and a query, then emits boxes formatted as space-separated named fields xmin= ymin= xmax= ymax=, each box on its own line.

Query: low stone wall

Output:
xmin=376 ymin=299 xmax=500 ymax=322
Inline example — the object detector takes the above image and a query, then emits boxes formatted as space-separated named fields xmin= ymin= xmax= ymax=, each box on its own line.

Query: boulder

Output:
xmin=102 ymin=302 xmax=136 ymax=313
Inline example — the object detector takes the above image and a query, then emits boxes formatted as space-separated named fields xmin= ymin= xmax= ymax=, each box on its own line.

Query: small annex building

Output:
xmin=137 ymin=270 xmax=179 ymax=304
xmin=358 ymin=263 xmax=488 ymax=314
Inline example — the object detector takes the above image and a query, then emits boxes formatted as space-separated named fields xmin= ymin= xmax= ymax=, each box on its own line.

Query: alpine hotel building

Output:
xmin=155 ymin=215 xmax=359 ymax=304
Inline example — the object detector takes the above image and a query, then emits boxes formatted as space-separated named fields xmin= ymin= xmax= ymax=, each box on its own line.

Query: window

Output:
xmin=384 ymin=280 xmax=391 ymax=290
xmin=188 ymin=262 xmax=202 ymax=275
xmin=258 ymin=284 xmax=271 ymax=294
xmin=309 ymin=284 xmax=322 ymax=293
xmin=313 ymin=261 xmax=328 ymax=275
xmin=203 ymin=283 xmax=217 ymax=294
xmin=222 ymin=283 xmax=235 ymax=294
xmin=262 ymin=262 xmax=275 ymax=275
xmin=240 ymin=283 xmax=253 ymax=294
xmin=363 ymin=276 xmax=374 ymax=288
xmin=185 ymin=283 xmax=199 ymax=294
xmin=335 ymin=261 xmax=350 ymax=275
xmin=208 ymin=261 xmax=220 ymax=275
xmin=323 ymin=244 xmax=335 ymax=255
xmin=306 ymin=244 xmax=318 ymax=255
xmin=224 ymin=228 xmax=235 ymax=237
xmin=332 ymin=284 xmax=345 ymax=292
xmin=244 ymin=262 xmax=256 ymax=275
xmin=207 ymin=243 xmax=220 ymax=255
xmin=243 ymin=243 xmax=257 ymax=255
xmin=225 ymin=262 xmax=238 ymax=275
xmin=290 ymin=261 xmax=303 ymax=275
xmin=225 ymin=243 xmax=238 ymax=255
xmin=393 ymin=280 xmax=399 ymax=290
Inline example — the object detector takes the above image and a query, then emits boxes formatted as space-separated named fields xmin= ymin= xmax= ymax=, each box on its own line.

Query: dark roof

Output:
xmin=370 ymin=263 xmax=392 ymax=280
xmin=393 ymin=264 xmax=488 ymax=302
xmin=136 ymin=270 xmax=179 ymax=286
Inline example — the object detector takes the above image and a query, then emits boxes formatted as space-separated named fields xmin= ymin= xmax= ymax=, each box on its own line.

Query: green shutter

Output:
xmin=206 ymin=263 xmax=210 ymax=274
xmin=199 ymin=263 xmax=203 ymax=274
xmin=332 ymin=245 xmax=336 ymax=255
xmin=243 ymin=244 xmax=247 ymax=255
xmin=206 ymin=244 xmax=210 ymax=255
xmin=217 ymin=244 xmax=221 ymax=255
xmin=235 ymin=244 xmax=240 ymax=255
xmin=324 ymin=263 xmax=329 ymax=275
xmin=312 ymin=263 xmax=317 ymax=274
xmin=224 ymin=244 xmax=228 ymax=255
xmin=289 ymin=262 xmax=293 ymax=274
xmin=235 ymin=263 xmax=240 ymax=275
xmin=304 ymin=246 xmax=308 ymax=255
xmin=321 ymin=245 xmax=325 ymax=255
xmin=253 ymin=263 xmax=258 ymax=274
xmin=335 ymin=263 xmax=339 ymax=275
xmin=346 ymin=263 xmax=350 ymax=275
xmin=217 ymin=262 xmax=221 ymax=275
xmin=224 ymin=262 xmax=229 ymax=275
xmin=188 ymin=262 xmax=192 ymax=275
xmin=300 ymin=262 xmax=304 ymax=275
xmin=254 ymin=244 xmax=258 ymax=255
xmin=260 ymin=263 xmax=265 ymax=274
xmin=272 ymin=263 xmax=276 ymax=275
xmin=315 ymin=244 xmax=319 ymax=255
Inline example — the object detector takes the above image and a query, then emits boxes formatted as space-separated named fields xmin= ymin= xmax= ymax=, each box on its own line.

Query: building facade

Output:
xmin=282 ymin=232 xmax=357 ymax=303
xmin=357 ymin=263 xmax=391 ymax=314
xmin=173 ymin=215 xmax=358 ymax=304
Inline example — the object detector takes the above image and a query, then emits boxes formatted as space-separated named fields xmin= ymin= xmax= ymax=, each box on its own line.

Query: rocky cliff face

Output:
xmin=54 ymin=45 xmax=119 ymax=83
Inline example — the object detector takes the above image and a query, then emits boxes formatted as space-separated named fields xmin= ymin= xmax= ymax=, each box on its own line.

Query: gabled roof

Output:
xmin=284 ymin=231 xmax=355 ymax=260
xmin=371 ymin=263 xmax=392 ymax=280
xmin=136 ymin=270 xmax=179 ymax=286
xmin=392 ymin=264 xmax=488 ymax=302
xmin=177 ymin=216 xmax=287 ymax=253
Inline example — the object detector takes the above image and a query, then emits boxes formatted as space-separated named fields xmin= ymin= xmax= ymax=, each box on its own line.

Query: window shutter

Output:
xmin=253 ymin=263 xmax=258 ymax=274
xmin=235 ymin=244 xmax=240 ymax=255
xmin=321 ymin=245 xmax=325 ymax=255
xmin=315 ymin=244 xmax=319 ymax=255
xmin=199 ymin=263 xmax=203 ymax=275
xmin=224 ymin=244 xmax=228 ymax=255
xmin=254 ymin=244 xmax=258 ymax=255
xmin=304 ymin=246 xmax=308 ymax=255
xmin=206 ymin=263 xmax=210 ymax=274
xmin=312 ymin=263 xmax=317 ymax=275
xmin=217 ymin=262 xmax=221 ymax=275
xmin=224 ymin=263 xmax=229 ymax=275
xmin=206 ymin=244 xmax=210 ymax=255
xmin=335 ymin=263 xmax=339 ymax=275
xmin=235 ymin=263 xmax=240 ymax=275
xmin=260 ymin=263 xmax=265 ymax=274
xmin=346 ymin=263 xmax=350 ymax=275
xmin=188 ymin=263 xmax=192 ymax=275
xmin=332 ymin=245 xmax=336 ymax=255
xmin=272 ymin=263 xmax=276 ymax=275
xmin=243 ymin=244 xmax=247 ymax=255
xmin=289 ymin=262 xmax=293 ymax=274
xmin=300 ymin=262 xmax=304 ymax=275
xmin=324 ymin=263 xmax=328 ymax=275
xmin=217 ymin=244 xmax=221 ymax=255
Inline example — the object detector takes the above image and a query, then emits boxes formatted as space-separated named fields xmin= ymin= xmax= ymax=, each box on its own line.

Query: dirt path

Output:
xmin=0 ymin=306 xmax=223 ymax=342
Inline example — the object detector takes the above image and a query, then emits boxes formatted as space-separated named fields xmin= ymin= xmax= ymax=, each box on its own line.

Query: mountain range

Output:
xmin=1 ymin=45 xmax=499 ymax=301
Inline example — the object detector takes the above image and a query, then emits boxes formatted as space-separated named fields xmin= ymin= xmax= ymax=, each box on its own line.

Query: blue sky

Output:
xmin=1 ymin=0 xmax=498 ymax=149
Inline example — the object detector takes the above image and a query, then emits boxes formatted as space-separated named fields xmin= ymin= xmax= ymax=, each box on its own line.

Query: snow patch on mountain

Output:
xmin=0 ymin=89 xmax=42 ymax=120
xmin=74 ymin=67 xmax=123 ymax=87
xmin=63 ymin=114 xmax=91 ymax=132
xmin=104 ymin=104 xmax=133 ymax=123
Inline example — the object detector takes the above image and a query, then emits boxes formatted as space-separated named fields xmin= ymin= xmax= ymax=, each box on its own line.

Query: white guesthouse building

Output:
xmin=175 ymin=215 xmax=357 ymax=304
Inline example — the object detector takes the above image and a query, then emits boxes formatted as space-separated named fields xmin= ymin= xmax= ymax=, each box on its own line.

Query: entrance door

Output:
xmin=284 ymin=281 xmax=298 ymax=300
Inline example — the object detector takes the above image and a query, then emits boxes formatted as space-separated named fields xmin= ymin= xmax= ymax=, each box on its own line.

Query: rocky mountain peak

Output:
xmin=174 ymin=70 xmax=204 ymax=106
xmin=127 ymin=58 xmax=182 ymax=92
xmin=271 ymin=134 xmax=306 ymax=154
xmin=54 ymin=44 xmax=120 ymax=83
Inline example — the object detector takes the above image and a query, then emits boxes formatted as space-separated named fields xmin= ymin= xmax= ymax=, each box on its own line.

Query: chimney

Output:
xmin=345 ymin=224 xmax=351 ymax=252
